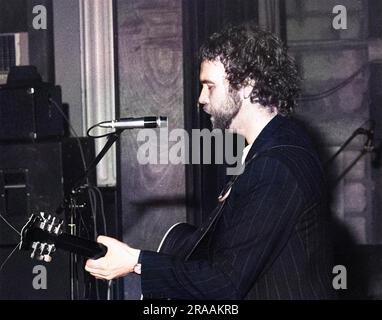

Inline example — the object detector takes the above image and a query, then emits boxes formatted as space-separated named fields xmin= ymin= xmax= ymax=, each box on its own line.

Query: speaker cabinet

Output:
xmin=0 ymin=138 xmax=95 ymax=299
xmin=0 ymin=83 xmax=64 ymax=141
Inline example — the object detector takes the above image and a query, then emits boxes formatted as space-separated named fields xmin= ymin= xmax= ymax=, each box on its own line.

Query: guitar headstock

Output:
xmin=20 ymin=212 xmax=64 ymax=262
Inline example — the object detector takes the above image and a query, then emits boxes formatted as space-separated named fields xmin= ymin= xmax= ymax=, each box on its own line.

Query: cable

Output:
xmin=70 ymin=197 xmax=82 ymax=301
xmin=87 ymin=188 xmax=98 ymax=240
xmin=92 ymin=186 xmax=107 ymax=236
xmin=87 ymin=187 xmax=101 ymax=300
xmin=50 ymin=97 xmax=108 ymax=300
xmin=87 ymin=186 xmax=108 ymax=300
xmin=50 ymin=97 xmax=110 ymax=300
xmin=298 ymin=61 xmax=372 ymax=102
xmin=0 ymin=213 xmax=21 ymax=273
xmin=50 ymin=97 xmax=93 ymax=300
xmin=0 ymin=213 xmax=21 ymax=236
xmin=49 ymin=98 xmax=88 ymax=173
xmin=0 ymin=243 xmax=20 ymax=272
xmin=325 ymin=118 xmax=376 ymax=167
xmin=107 ymin=280 xmax=113 ymax=300
xmin=79 ymin=211 xmax=90 ymax=239
xmin=87 ymin=122 xmax=117 ymax=139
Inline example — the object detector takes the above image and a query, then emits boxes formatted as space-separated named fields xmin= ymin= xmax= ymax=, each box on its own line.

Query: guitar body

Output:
xmin=157 ymin=222 xmax=197 ymax=256
xmin=139 ymin=222 xmax=197 ymax=300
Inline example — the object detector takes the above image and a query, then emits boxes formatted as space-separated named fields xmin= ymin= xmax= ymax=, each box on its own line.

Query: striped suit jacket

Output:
xmin=139 ymin=115 xmax=337 ymax=299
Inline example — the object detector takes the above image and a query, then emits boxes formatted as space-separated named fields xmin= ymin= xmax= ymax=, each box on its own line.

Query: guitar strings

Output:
xmin=0 ymin=242 xmax=21 ymax=272
xmin=0 ymin=213 xmax=21 ymax=236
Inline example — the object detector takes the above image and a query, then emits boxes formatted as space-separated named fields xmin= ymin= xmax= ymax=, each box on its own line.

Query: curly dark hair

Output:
xmin=199 ymin=23 xmax=300 ymax=116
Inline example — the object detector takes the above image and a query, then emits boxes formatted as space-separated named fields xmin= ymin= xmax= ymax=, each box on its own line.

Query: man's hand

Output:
xmin=85 ymin=235 xmax=141 ymax=280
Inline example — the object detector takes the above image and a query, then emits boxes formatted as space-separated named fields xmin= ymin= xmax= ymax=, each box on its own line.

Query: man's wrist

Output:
xmin=129 ymin=248 xmax=141 ymax=274
xmin=133 ymin=262 xmax=141 ymax=274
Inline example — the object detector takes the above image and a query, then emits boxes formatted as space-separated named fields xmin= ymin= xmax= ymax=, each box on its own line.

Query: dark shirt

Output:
xmin=139 ymin=115 xmax=336 ymax=299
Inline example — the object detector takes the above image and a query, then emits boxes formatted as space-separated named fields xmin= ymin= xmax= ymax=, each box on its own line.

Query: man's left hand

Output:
xmin=85 ymin=235 xmax=141 ymax=280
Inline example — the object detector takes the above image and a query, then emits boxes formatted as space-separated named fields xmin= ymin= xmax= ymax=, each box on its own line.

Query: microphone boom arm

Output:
xmin=72 ymin=130 xmax=123 ymax=192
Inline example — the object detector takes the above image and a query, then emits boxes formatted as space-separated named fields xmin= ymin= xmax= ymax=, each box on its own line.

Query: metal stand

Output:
xmin=325 ymin=127 xmax=374 ymax=187
xmin=73 ymin=131 xmax=123 ymax=192
xmin=58 ymin=130 xmax=123 ymax=300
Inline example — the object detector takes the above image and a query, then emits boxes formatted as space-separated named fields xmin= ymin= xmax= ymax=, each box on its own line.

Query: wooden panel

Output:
xmin=117 ymin=0 xmax=186 ymax=252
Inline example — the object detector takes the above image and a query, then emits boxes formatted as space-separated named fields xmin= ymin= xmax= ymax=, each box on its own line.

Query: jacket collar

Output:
xmin=245 ymin=114 xmax=286 ymax=160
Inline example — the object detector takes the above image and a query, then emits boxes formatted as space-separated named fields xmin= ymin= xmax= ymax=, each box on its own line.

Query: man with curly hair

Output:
xmin=85 ymin=23 xmax=336 ymax=300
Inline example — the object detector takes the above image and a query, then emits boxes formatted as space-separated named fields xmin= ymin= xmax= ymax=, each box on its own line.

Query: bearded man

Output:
xmin=85 ymin=23 xmax=336 ymax=300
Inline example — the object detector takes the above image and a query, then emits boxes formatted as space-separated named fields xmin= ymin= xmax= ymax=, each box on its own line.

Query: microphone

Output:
xmin=98 ymin=116 xmax=167 ymax=129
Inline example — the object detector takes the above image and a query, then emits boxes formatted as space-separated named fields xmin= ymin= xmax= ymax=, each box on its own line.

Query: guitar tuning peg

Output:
xmin=48 ymin=217 xmax=56 ymax=233
xmin=30 ymin=242 xmax=39 ymax=259
xmin=34 ymin=242 xmax=45 ymax=261
xmin=54 ymin=220 xmax=63 ymax=235
xmin=39 ymin=243 xmax=47 ymax=256
xmin=40 ymin=215 xmax=48 ymax=230
xmin=43 ymin=244 xmax=55 ymax=263
xmin=39 ymin=212 xmax=48 ymax=223
xmin=43 ymin=255 xmax=52 ymax=263
xmin=36 ymin=254 xmax=44 ymax=261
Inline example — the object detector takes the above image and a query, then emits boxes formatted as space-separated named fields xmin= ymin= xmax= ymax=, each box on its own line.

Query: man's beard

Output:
xmin=210 ymin=88 xmax=242 ymax=130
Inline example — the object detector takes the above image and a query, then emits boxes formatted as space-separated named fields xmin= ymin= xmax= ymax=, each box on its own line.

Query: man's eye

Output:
xmin=207 ymin=85 xmax=214 ymax=90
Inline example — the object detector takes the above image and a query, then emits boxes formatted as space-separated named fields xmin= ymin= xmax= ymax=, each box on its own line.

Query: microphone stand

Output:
xmin=72 ymin=130 xmax=123 ymax=192
xmin=58 ymin=130 xmax=123 ymax=300
xmin=325 ymin=127 xmax=374 ymax=188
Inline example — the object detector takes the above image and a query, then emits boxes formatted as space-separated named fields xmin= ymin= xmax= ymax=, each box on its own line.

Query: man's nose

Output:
xmin=198 ymin=87 xmax=209 ymax=106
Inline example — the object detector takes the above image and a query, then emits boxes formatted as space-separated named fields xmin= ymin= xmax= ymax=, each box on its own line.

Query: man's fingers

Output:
xmin=90 ymin=272 xmax=107 ymax=280
xmin=85 ymin=260 xmax=106 ymax=274
xmin=85 ymin=257 xmax=106 ymax=269
xmin=97 ymin=235 xmax=117 ymax=247
xmin=88 ymin=270 xmax=115 ymax=281
xmin=85 ymin=266 xmax=110 ymax=278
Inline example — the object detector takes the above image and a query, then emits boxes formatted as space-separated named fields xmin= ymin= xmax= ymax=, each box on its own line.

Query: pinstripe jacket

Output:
xmin=139 ymin=115 xmax=337 ymax=300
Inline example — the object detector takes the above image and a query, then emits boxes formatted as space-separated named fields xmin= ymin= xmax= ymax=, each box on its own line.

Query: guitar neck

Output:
xmin=56 ymin=233 xmax=107 ymax=259
xmin=30 ymin=228 xmax=107 ymax=259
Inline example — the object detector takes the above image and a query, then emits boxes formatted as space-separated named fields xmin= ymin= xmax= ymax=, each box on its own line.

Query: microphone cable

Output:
xmin=49 ymin=97 xmax=108 ymax=300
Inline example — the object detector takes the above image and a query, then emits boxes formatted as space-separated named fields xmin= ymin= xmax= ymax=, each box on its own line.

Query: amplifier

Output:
xmin=0 ymin=138 xmax=95 ymax=299
xmin=0 ymin=83 xmax=65 ymax=141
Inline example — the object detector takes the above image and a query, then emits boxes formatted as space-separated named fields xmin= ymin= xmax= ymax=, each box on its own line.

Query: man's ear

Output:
xmin=242 ymin=79 xmax=255 ymax=100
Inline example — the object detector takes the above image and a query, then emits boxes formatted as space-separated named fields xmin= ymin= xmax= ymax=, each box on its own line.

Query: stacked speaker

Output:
xmin=0 ymin=67 xmax=94 ymax=299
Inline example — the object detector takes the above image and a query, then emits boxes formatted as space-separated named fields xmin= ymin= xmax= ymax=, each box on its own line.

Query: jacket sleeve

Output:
xmin=139 ymin=156 xmax=306 ymax=299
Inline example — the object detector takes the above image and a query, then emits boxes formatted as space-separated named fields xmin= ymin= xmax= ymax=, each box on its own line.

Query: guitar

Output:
xmin=20 ymin=212 xmax=107 ymax=262
xmin=156 ymin=222 xmax=197 ymax=255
